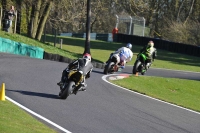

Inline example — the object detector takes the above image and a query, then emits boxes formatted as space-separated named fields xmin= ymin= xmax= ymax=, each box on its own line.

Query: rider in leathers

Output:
xmin=139 ymin=40 xmax=157 ymax=69
xmin=106 ymin=43 xmax=133 ymax=71
xmin=57 ymin=53 xmax=93 ymax=91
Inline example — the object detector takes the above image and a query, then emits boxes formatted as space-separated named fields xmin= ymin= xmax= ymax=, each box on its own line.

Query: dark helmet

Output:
xmin=83 ymin=53 xmax=91 ymax=60
xmin=126 ymin=43 xmax=132 ymax=50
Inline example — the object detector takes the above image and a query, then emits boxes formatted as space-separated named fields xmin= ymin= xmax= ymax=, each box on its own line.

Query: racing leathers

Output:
xmin=111 ymin=47 xmax=133 ymax=69
xmin=139 ymin=44 xmax=157 ymax=69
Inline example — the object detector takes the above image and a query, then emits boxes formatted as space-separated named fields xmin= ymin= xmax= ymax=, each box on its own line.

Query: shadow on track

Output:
xmin=6 ymin=89 xmax=59 ymax=99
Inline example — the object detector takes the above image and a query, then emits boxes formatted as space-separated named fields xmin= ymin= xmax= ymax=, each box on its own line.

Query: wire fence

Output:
xmin=115 ymin=15 xmax=150 ymax=37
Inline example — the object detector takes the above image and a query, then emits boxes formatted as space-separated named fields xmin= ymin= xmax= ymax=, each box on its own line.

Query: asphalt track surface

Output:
xmin=1 ymin=52 xmax=200 ymax=133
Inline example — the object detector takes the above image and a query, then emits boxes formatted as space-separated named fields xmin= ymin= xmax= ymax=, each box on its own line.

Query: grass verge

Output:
xmin=0 ymin=100 xmax=57 ymax=133
xmin=110 ymin=75 xmax=200 ymax=112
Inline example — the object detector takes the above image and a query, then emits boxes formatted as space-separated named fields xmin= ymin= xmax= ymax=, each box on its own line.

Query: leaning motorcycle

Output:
xmin=58 ymin=68 xmax=84 ymax=99
xmin=132 ymin=53 xmax=151 ymax=75
xmin=103 ymin=53 xmax=121 ymax=74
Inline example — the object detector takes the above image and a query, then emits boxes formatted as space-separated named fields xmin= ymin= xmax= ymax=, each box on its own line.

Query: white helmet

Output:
xmin=126 ymin=43 xmax=132 ymax=50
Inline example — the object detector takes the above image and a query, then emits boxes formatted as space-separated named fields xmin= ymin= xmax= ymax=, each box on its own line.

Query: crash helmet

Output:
xmin=148 ymin=40 xmax=154 ymax=47
xmin=83 ymin=53 xmax=91 ymax=61
xmin=126 ymin=43 xmax=132 ymax=50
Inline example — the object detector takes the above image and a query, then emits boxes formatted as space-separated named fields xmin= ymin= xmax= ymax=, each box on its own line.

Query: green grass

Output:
xmin=0 ymin=100 xmax=57 ymax=133
xmin=111 ymin=76 xmax=200 ymax=112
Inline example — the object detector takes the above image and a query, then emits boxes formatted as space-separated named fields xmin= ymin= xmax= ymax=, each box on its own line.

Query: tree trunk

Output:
xmin=35 ymin=1 xmax=53 ymax=40
xmin=28 ymin=5 xmax=35 ymax=37
xmin=1 ymin=0 xmax=7 ymax=31
xmin=176 ymin=0 xmax=185 ymax=22
xmin=31 ymin=0 xmax=42 ymax=38
xmin=184 ymin=0 xmax=195 ymax=24
xmin=16 ymin=0 xmax=22 ymax=34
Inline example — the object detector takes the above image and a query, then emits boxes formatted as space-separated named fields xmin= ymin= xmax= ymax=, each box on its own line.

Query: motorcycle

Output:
xmin=103 ymin=53 xmax=121 ymax=74
xmin=132 ymin=53 xmax=152 ymax=75
xmin=58 ymin=68 xmax=85 ymax=99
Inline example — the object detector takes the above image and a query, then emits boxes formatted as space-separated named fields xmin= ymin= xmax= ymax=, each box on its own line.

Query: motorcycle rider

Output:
xmin=106 ymin=43 xmax=133 ymax=71
xmin=57 ymin=53 xmax=93 ymax=91
xmin=139 ymin=40 xmax=157 ymax=69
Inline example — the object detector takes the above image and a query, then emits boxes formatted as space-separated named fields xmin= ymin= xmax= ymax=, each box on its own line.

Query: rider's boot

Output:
xmin=118 ymin=68 xmax=122 ymax=72
xmin=77 ymin=76 xmax=87 ymax=92
xmin=73 ymin=83 xmax=87 ymax=95
xmin=79 ymin=82 xmax=87 ymax=91
xmin=57 ymin=81 xmax=63 ymax=86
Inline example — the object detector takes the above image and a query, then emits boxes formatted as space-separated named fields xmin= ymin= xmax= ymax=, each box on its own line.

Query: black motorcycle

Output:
xmin=58 ymin=68 xmax=84 ymax=99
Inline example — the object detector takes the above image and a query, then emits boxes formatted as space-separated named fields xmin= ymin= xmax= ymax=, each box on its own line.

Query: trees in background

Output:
xmin=1 ymin=0 xmax=52 ymax=40
xmin=112 ymin=0 xmax=200 ymax=45
xmin=1 ymin=0 xmax=200 ymax=45
xmin=23 ymin=0 xmax=52 ymax=40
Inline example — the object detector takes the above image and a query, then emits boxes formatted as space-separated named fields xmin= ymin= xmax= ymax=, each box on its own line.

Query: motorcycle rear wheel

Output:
xmin=104 ymin=62 xmax=114 ymax=74
xmin=59 ymin=81 xmax=75 ymax=99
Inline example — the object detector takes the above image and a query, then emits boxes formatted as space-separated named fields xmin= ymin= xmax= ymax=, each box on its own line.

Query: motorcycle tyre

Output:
xmin=132 ymin=60 xmax=142 ymax=74
xmin=59 ymin=81 xmax=75 ymax=99
xmin=104 ymin=61 xmax=114 ymax=74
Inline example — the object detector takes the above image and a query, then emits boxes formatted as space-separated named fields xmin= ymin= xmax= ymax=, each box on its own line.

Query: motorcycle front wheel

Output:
xmin=132 ymin=60 xmax=142 ymax=74
xmin=59 ymin=81 xmax=75 ymax=99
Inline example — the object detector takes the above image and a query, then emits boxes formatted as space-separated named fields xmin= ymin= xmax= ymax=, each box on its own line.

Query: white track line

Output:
xmin=102 ymin=74 xmax=200 ymax=115
xmin=6 ymin=96 xmax=72 ymax=133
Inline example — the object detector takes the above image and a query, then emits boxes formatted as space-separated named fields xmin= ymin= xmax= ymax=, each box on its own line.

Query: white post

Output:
xmin=142 ymin=17 xmax=145 ymax=36
xmin=129 ymin=16 xmax=132 ymax=35
xmin=0 ymin=8 xmax=2 ymax=30
xmin=14 ymin=10 xmax=17 ymax=33
xmin=60 ymin=39 xmax=63 ymax=49
xmin=115 ymin=15 xmax=119 ymax=28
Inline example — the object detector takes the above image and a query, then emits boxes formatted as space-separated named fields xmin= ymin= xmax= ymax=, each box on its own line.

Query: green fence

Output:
xmin=0 ymin=37 xmax=44 ymax=59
